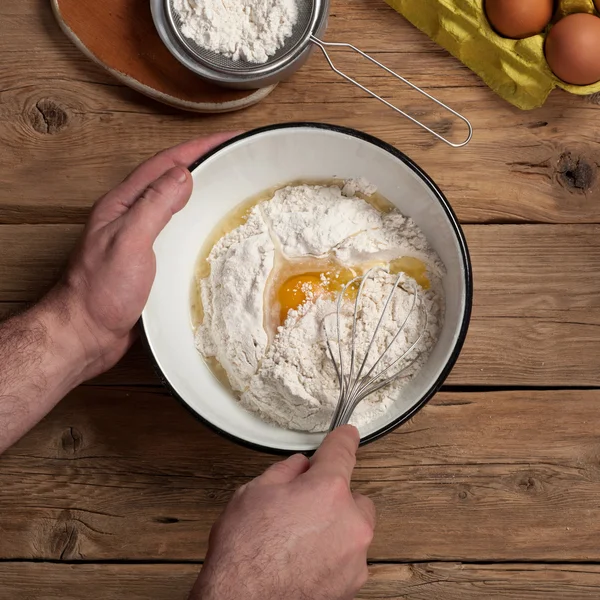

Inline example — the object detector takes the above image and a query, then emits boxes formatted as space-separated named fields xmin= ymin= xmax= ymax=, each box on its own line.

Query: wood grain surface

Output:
xmin=2 ymin=0 xmax=600 ymax=598
xmin=2 ymin=1 xmax=600 ymax=225
xmin=2 ymin=562 xmax=600 ymax=599
xmin=1 ymin=224 xmax=599 ymax=386
xmin=3 ymin=388 xmax=600 ymax=562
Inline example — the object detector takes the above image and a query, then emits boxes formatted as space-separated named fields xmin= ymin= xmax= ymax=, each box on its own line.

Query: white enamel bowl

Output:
xmin=142 ymin=123 xmax=472 ymax=453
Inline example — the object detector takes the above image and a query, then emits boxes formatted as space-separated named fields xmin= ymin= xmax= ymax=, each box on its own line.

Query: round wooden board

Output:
xmin=51 ymin=0 xmax=277 ymax=113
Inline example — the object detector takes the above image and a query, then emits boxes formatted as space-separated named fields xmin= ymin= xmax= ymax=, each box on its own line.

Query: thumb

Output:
xmin=123 ymin=166 xmax=192 ymax=243
xmin=307 ymin=425 xmax=360 ymax=483
xmin=257 ymin=454 xmax=310 ymax=486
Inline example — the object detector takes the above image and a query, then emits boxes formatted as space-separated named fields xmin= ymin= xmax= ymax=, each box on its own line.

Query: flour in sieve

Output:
xmin=173 ymin=0 xmax=299 ymax=64
xmin=195 ymin=183 xmax=445 ymax=432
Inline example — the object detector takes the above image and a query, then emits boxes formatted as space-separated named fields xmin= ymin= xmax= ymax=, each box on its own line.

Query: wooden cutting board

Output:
xmin=51 ymin=0 xmax=277 ymax=113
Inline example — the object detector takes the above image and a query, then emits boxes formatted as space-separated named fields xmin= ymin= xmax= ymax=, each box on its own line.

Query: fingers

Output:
xmin=122 ymin=166 xmax=193 ymax=243
xmin=92 ymin=132 xmax=240 ymax=225
xmin=308 ymin=425 xmax=360 ymax=483
xmin=120 ymin=132 xmax=239 ymax=201
xmin=257 ymin=454 xmax=310 ymax=485
xmin=353 ymin=492 xmax=376 ymax=530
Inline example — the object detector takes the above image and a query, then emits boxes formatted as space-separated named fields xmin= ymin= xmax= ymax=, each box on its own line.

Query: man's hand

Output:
xmin=0 ymin=133 xmax=235 ymax=453
xmin=50 ymin=133 xmax=235 ymax=381
xmin=191 ymin=426 xmax=376 ymax=600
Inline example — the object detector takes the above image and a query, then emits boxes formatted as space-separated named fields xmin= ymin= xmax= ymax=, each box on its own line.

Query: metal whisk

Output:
xmin=325 ymin=268 xmax=429 ymax=431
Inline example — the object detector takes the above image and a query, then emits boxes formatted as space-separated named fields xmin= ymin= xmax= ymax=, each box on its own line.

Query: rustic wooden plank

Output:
xmin=1 ymin=224 xmax=599 ymax=386
xmin=449 ymin=223 xmax=600 ymax=385
xmin=361 ymin=564 xmax=600 ymax=599
xmin=2 ymin=0 xmax=597 ymax=584
xmin=0 ymin=225 xmax=78 ymax=303
xmin=2 ymin=388 xmax=600 ymax=561
xmin=2 ymin=562 xmax=600 ymax=600
xmin=1 ymin=0 xmax=600 ymax=224
xmin=0 ymin=563 xmax=197 ymax=600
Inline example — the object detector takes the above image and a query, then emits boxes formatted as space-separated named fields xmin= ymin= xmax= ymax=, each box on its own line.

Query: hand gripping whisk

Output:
xmin=325 ymin=268 xmax=428 ymax=431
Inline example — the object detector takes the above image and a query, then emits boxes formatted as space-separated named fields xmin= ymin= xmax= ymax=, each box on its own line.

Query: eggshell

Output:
xmin=485 ymin=0 xmax=554 ymax=39
xmin=545 ymin=12 xmax=600 ymax=84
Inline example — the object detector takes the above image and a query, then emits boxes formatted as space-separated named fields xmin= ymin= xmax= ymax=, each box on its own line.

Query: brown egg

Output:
xmin=545 ymin=13 xmax=600 ymax=85
xmin=485 ymin=0 xmax=554 ymax=39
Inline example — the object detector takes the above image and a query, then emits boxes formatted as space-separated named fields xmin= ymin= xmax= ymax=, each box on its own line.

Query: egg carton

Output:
xmin=384 ymin=0 xmax=600 ymax=109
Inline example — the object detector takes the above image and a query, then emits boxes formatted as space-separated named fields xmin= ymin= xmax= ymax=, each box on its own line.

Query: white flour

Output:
xmin=196 ymin=183 xmax=445 ymax=432
xmin=173 ymin=0 xmax=299 ymax=64
xmin=196 ymin=209 xmax=274 ymax=391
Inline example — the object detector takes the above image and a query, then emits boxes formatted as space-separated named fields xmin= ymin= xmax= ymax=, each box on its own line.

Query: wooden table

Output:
xmin=2 ymin=1 xmax=600 ymax=598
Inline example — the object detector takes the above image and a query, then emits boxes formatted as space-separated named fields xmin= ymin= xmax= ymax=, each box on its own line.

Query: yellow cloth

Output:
xmin=384 ymin=0 xmax=600 ymax=109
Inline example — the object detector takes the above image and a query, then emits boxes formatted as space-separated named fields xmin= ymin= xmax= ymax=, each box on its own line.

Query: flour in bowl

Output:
xmin=173 ymin=0 xmax=299 ymax=64
xmin=196 ymin=209 xmax=274 ymax=391
xmin=242 ymin=270 xmax=442 ymax=432
xmin=195 ymin=182 xmax=445 ymax=432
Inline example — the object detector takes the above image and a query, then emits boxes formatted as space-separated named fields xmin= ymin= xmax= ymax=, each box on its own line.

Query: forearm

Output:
xmin=0 ymin=137 xmax=232 ymax=457
xmin=0 ymin=289 xmax=94 ymax=453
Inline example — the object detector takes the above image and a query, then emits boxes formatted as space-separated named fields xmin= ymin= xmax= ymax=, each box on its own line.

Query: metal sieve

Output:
xmin=151 ymin=0 xmax=473 ymax=147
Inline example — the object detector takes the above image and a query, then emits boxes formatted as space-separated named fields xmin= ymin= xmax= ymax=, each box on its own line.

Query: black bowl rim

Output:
xmin=141 ymin=122 xmax=473 ymax=456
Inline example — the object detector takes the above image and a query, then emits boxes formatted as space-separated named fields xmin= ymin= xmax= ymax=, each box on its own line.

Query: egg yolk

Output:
xmin=278 ymin=273 xmax=326 ymax=323
xmin=276 ymin=258 xmax=429 ymax=324
xmin=277 ymin=268 xmax=356 ymax=323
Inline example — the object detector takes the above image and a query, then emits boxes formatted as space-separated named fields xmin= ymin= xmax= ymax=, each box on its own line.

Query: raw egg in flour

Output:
xmin=276 ymin=267 xmax=356 ymax=324
xmin=485 ymin=0 xmax=554 ymax=39
xmin=277 ymin=273 xmax=327 ymax=323
xmin=275 ymin=257 xmax=430 ymax=325
xmin=545 ymin=13 xmax=600 ymax=85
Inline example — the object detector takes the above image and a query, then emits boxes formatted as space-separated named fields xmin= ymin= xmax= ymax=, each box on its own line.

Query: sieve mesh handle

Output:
xmin=310 ymin=37 xmax=473 ymax=148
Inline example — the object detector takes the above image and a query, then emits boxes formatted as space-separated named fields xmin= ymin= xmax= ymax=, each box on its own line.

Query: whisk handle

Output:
xmin=329 ymin=395 xmax=362 ymax=432
xmin=309 ymin=37 xmax=473 ymax=148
